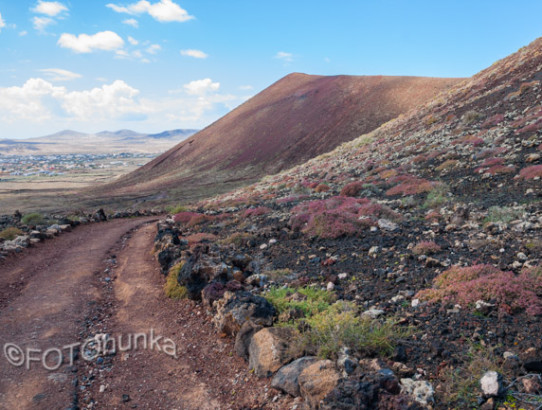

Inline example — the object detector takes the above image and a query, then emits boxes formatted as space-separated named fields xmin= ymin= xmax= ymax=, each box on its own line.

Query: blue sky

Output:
xmin=0 ymin=1 xmax=541 ymax=139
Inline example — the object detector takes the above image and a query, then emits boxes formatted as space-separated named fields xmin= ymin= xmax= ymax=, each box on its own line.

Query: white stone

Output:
xmin=377 ymin=219 xmax=398 ymax=231
xmin=338 ymin=273 xmax=348 ymax=280
xmin=259 ymin=243 xmax=268 ymax=250
xmin=361 ymin=308 xmax=384 ymax=319
xmin=400 ymin=378 xmax=434 ymax=406
xmin=326 ymin=282 xmax=335 ymax=291
xmin=411 ymin=299 xmax=420 ymax=308
xmin=480 ymin=371 xmax=503 ymax=397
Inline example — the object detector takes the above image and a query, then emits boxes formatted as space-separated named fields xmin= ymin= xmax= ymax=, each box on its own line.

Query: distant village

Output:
xmin=0 ymin=153 xmax=155 ymax=178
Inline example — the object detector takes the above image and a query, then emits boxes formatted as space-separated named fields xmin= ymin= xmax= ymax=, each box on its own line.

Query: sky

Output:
xmin=0 ymin=1 xmax=541 ymax=139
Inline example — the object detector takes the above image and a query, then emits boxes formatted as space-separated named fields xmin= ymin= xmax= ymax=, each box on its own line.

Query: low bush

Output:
xmin=265 ymin=286 xmax=335 ymax=318
xmin=340 ymin=181 xmax=364 ymax=197
xmin=289 ymin=196 xmax=400 ymax=239
xmin=386 ymin=178 xmax=440 ymax=197
xmin=484 ymin=206 xmax=523 ymax=224
xmin=304 ymin=302 xmax=409 ymax=359
xmin=0 ymin=227 xmax=24 ymax=240
xmin=218 ymin=232 xmax=254 ymax=247
xmin=243 ymin=207 xmax=272 ymax=218
xmin=412 ymin=241 xmax=441 ymax=255
xmin=417 ymin=264 xmax=542 ymax=316
xmin=265 ymin=287 xmax=409 ymax=358
xmin=164 ymin=263 xmax=188 ymax=299
xmin=21 ymin=213 xmax=44 ymax=226
xmin=519 ymin=164 xmax=542 ymax=179
xmin=314 ymin=183 xmax=331 ymax=193
xmin=165 ymin=204 xmax=188 ymax=214
xmin=462 ymin=110 xmax=483 ymax=124
xmin=423 ymin=184 xmax=449 ymax=208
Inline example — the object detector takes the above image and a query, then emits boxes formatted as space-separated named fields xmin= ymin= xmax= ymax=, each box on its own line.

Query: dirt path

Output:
xmin=0 ymin=220 xmax=282 ymax=410
xmin=0 ymin=217 xmax=157 ymax=410
xmin=80 ymin=223 xmax=278 ymax=410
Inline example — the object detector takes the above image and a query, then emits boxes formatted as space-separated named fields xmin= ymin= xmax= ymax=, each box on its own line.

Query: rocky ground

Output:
xmin=151 ymin=37 xmax=542 ymax=409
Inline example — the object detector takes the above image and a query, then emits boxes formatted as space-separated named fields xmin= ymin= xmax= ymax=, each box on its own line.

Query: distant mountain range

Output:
xmin=0 ymin=129 xmax=198 ymax=155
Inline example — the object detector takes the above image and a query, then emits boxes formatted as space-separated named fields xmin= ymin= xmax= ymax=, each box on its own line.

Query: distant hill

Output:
xmin=0 ymin=129 xmax=198 ymax=155
xmin=92 ymin=73 xmax=461 ymax=206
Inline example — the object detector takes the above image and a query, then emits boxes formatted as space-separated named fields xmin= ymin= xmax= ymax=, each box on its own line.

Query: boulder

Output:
xmin=92 ymin=208 xmax=107 ymax=222
xmin=248 ymin=327 xmax=300 ymax=377
xmin=213 ymin=291 xmax=275 ymax=336
xmin=234 ymin=321 xmax=262 ymax=360
xmin=177 ymin=247 xmax=233 ymax=300
xmin=271 ymin=356 xmax=319 ymax=397
xmin=298 ymin=360 xmax=341 ymax=409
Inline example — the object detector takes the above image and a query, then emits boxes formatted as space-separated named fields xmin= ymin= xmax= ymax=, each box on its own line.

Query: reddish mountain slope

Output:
xmin=91 ymin=73 xmax=460 ymax=205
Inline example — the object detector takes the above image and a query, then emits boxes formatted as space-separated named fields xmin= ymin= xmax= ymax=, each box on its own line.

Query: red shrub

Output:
xmin=243 ymin=207 xmax=272 ymax=218
xmin=417 ymin=264 xmax=542 ymax=316
xmin=289 ymin=196 xmax=399 ymax=239
xmin=412 ymin=241 xmax=441 ymax=255
xmin=385 ymin=178 xmax=439 ymax=196
xmin=340 ymin=181 xmax=364 ymax=197
xmin=184 ymin=233 xmax=218 ymax=245
xmin=174 ymin=212 xmax=201 ymax=224
xmin=519 ymin=165 xmax=542 ymax=179
xmin=481 ymin=113 xmax=505 ymax=128
xmin=314 ymin=184 xmax=330 ymax=193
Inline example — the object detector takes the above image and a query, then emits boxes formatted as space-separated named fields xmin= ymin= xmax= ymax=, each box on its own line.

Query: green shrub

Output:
xmin=303 ymin=301 xmax=408 ymax=358
xmin=484 ymin=206 xmax=523 ymax=224
xmin=164 ymin=263 xmax=188 ymax=299
xmin=21 ymin=213 xmax=45 ymax=226
xmin=165 ymin=204 xmax=188 ymax=214
xmin=0 ymin=227 xmax=24 ymax=240
xmin=265 ymin=287 xmax=410 ymax=359
xmin=423 ymin=184 xmax=449 ymax=208
xmin=218 ymin=232 xmax=255 ymax=247
xmin=265 ymin=286 xmax=335 ymax=318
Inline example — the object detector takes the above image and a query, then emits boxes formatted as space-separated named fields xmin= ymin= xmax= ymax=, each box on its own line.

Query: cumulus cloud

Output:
xmin=275 ymin=51 xmax=293 ymax=62
xmin=182 ymin=78 xmax=220 ymax=96
xmin=38 ymin=68 xmax=82 ymax=82
xmin=58 ymin=31 xmax=125 ymax=53
xmin=180 ymin=49 xmax=208 ymax=59
xmin=32 ymin=1 xmax=68 ymax=17
xmin=123 ymin=18 xmax=138 ymax=27
xmin=127 ymin=36 xmax=138 ymax=45
xmin=0 ymin=13 xmax=5 ymax=32
xmin=0 ymin=78 xmax=150 ymax=123
xmin=0 ymin=77 xmax=246 ymax=133
xmin=146 ymin=44 xmax=161 ymax=54
xmin=106 ymin=0 xmax=194 ymax=23
xmin=33 ymin=16 xmax=55 ymax=31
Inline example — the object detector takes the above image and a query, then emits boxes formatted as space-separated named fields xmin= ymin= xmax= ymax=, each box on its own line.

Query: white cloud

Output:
xmin=239 ymin=85 xmax=253 ymax=91
xmin=0 ymin=78 xmax=150 ymax=123
xmin=32 ymin=1 xmax=68 ymax=17
xmin=38 ymin=68 xmax=82 ymax=82
xmin=128 ymin=36 xmax=138 ymax=45
xmin=33 ymin=16 xmax=55 ymax=31
xmin=58 ymin=31 xmax=125 ymax=53
xmin=182 ymin=78 xmax=220 ymax=96
xmin=275 ymin=51 xmax=293 ymax=62
xmin=106 ymin=0 xmax=194 ymax=23
xmin=146 ymin=44 xmax=161 ymax=54
xmin=0 ymin=13 xmax=5 ymax=32
xmin=180 ymin=49 xmax=208 ymax=59
xmin=19 ymin=30 xmax=28 ymax=36
xmin=123 ymin=18 xmax=139 ymax=27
